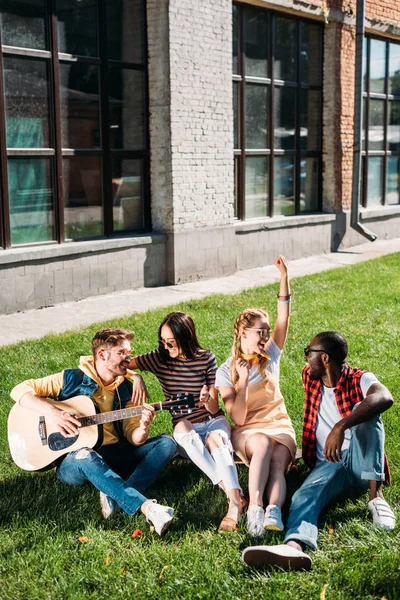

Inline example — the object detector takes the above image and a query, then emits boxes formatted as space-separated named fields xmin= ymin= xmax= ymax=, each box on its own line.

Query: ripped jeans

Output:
xmin=56 ymin=434 xmax=177 ymax=515
xmin=174 ymin=416 xmax=241 ymax=494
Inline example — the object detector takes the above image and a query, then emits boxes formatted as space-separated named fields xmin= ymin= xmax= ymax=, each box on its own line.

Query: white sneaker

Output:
xmin=247 ymin=505 xmax=265 ymax=537
xmin=368 ymin=498 xmax=396 ymax=531
xmin=264 ymin=504 xmax=284 ymax=532
xmin=100 ymin=492 xmax=119 ymax=519
xmin=242 ymin=544 xmax=312 ymax=571
xmin=145 ymin=501 xmax=174 ymax=536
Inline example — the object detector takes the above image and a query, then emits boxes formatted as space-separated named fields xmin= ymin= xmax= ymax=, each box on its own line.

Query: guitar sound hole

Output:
xmin=48 ymin=433 xmax=78 ymax=451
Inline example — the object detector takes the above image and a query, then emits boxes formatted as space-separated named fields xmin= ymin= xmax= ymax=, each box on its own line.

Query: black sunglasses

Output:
xmin=304 ymin=347 xmax=327 ymax=357
xmin=159 ymin=338 xmax=177 ymax=349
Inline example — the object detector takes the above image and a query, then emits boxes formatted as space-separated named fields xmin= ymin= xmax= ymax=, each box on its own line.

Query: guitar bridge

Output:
xmin=38 ymin=416 xmax=48 ymax=446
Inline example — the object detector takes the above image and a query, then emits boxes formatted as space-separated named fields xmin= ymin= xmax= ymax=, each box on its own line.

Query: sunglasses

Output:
xmin=304 ymin=347 xmax=327 ymax=357
xmin=245 ymin=328 xmax=271 ymax=339
xmin=159 ymin=338 xmax=178 ymax=349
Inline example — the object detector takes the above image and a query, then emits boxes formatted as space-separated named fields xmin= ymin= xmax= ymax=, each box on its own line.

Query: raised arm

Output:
xmin=271 ymin=255 xmax=291 ymax=351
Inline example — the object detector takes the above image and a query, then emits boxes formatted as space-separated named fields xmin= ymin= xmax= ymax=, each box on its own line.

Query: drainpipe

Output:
xmin=351 ymin=0 xmax=377 ymax=241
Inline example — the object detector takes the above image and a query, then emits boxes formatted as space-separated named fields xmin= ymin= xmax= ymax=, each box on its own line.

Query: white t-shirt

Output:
xmin=215 ymin=338 xmax=281 ymax=388
xmin=315 ymin=372 xmax=379 ymax=465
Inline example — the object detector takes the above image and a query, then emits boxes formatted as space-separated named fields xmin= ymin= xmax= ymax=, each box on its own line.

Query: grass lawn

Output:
xmin=0 ymin=253 xmax=399 ymax=600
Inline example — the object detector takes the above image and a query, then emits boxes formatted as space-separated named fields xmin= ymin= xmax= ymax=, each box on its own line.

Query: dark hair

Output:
xmin=315 ymin=331 xmax=348 ymax=365
xmin=158 ymin=312 xmax=204 ymax=361
xmin=92 ymin=328 xmax=134 ymax=357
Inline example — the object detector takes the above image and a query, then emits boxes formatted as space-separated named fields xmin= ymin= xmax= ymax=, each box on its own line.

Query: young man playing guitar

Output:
xmin=10 ymin=328 xmax=178 ymax=535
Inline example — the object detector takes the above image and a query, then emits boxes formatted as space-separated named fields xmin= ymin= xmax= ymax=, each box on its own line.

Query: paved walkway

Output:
xmin=1 ymin=237 xmax=400 ymax=347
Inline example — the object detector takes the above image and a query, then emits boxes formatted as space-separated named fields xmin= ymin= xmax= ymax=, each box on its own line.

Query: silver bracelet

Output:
xmin=278 ymin=298 xmax=292 ymax=304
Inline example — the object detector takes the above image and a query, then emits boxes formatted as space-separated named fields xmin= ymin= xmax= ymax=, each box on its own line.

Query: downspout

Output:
xmin=351 ymin=0 xmax=377 ymax=241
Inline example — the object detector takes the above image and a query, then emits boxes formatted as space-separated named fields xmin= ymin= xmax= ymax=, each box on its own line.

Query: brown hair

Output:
xmin=91 ymin=328 xmax=134 ymax=357
xmin=230 ymin=308 xmax=270 ymax=390
xmin=158 ymin=312 xmax=205 ymax=362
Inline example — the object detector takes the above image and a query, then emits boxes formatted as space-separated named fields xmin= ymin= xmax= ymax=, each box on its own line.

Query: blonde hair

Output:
xmin=230 ymin=308 xmax=270 ymax=390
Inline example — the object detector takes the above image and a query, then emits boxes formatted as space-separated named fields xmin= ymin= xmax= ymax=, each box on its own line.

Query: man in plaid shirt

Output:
xmin=242 ymin=331 xmax=396 ymax=571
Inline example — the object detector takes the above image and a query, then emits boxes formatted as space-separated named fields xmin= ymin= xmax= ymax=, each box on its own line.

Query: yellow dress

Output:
xmin=231 ymin=375 xmax=296 ymax=466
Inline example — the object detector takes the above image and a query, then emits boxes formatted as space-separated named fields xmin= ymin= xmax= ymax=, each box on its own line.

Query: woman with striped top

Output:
xmin=128 ymin=311 xmax=243 ymax=532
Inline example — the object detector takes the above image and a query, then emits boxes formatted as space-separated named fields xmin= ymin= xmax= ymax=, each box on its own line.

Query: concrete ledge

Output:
xmin=0 ymin=233 xmax=167 ymax=267
xmin=234 ymin=212 xmax=336 ymax=235
xmin=361 ymin=205 xmax=400 ymax=221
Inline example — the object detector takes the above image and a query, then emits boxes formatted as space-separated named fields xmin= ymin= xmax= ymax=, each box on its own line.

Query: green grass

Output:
xmin=1 ymin=253 xmax=400 ymax=600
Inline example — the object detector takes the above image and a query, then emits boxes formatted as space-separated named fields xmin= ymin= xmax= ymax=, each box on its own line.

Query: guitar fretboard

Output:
xmin=78 ymin=402 xmax=162 ymax=428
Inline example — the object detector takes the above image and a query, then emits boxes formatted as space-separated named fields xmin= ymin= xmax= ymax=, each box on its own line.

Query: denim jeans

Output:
xmin=284 ymin=412 xmax=385 ymax=550
xmin=56 ymin=434 xmax=177 ymax=516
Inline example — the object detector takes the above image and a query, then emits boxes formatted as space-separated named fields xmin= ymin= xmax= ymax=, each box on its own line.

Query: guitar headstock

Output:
xmin=161 ymin=393 xmax=196 ymax=416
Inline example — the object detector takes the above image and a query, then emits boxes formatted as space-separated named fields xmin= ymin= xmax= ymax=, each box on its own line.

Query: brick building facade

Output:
xmin=0 ymin=0 xmax=399 ymax=314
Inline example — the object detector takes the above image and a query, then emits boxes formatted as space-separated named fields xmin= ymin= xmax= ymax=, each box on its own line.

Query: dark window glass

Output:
xmin=56 ymin=0 xmax=98 ymax=57
xmin=300 ymin=157 xmax=319 ymax=212
xmin=233 ymin=81 xmax=239 ymax=149
xmin=362 ymin=97 xmax=366 ymax=151
xmin=369 ymin=39 xmax=386 ymax=94
xmin=63 ymin=156 xmax=103 ymax=239
xmin=245 ymin=84 xmax=268 ymax=149
xmin=388 ymin=101 xmax=400 ymax=152
xmin=112 ymin=159 xmax=145 ymax=232
xmin=0 ymin=0 xmax=46 ymax=50
xmin=300 ymin=89 xmax=321 ymax=151
xmin=245 ymin=156 xmax=268 ymax=218
xmin=60 ymin=62 xmax=100 ymax=149
xmin=368 ymin=99 xmax=385 ymax=150
xmin=274 ymin=155 xmax=294 ymax=216
xmin=234 ymin=155 xmax=239 ymax=217
xmin=109 ymin=67 xmax=145 ymax=150
xmin=274 ymin=86 xmax=295 ymax=150
xmin=387 ymin=156 xmax=400 ymax=205
xmin=106 ymin=0 xmax=144 ymax=64
xmin=4 ymin=57 xmax=50 ymax=148
xmin=389 ymin=43 xmax=400 ymax=96
xmin=274 ymin=16 xmax=295 ymax=81
xmin=363 ymin=37 xmax=368 ymax=91
xmin=8 ymin=156 xmax=54 ymax=245
xmin=232 ymin=4 xmax=239 ymax=75
xmin=367 ymin=156 xmax=383 ymax=206
xmin=244 ymin=8 xmax=268 ymax=78
xmin=300 ymin=22 xmax=321 ymax=86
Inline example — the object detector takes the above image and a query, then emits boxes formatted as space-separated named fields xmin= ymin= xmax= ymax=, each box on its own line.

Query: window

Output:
xmin=233 ymin=4 xmax=323 ymax=219
xmin=0 ymin=0 xmax=149 ymax=248
xmin=362 ymin=37 xmax=400 ymax=207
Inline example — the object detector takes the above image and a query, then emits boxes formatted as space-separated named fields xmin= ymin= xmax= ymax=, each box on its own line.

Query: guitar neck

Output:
xmin=78 ymin=401 xmax=163 ymax=428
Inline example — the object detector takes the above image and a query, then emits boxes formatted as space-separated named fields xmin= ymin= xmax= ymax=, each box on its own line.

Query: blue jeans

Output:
xmin=56 ymin=434 xmax=177 ymax=516
xmin=284 ymin=412 xmax=385 ymax=550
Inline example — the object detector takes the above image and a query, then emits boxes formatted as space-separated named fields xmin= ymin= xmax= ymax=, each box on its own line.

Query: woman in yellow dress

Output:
xmin=216 ymin=256 xmax=296 ymax=537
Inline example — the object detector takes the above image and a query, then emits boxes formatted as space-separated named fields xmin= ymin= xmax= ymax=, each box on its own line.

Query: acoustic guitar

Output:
xmin=8 ymin=393 xmax=195 ymax=472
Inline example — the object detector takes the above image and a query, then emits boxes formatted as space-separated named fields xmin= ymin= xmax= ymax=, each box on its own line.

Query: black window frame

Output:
xmin=233 ymin=3 xmax=323 ymax=220
xmin=362 ymin=35 xmax=400 ymax=208
xmin=0 ymin=0 xmax=150 ymax=249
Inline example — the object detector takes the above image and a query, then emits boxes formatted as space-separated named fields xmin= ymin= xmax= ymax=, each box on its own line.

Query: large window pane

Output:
xmin=386 ymin=157 xmax=400 ymax=205
xmin=388 ymin=101 xmax=400 ymax=152
xmin=106 ymin=0 xmax=144 ymax=63
xmin=245 ymin=84 xmax=268 ymax=149
xmin=370 ymin=39 xmax=386 ymax=94
xmin=388 ymin=43 xmax=400 ymax=96
xmin=274 ymin=156 xmax=294 ymax=216
xmin=244 ymin=8 xmax=268 ymax=78
xmin=368 ymin=99 xmax=385 ymax=150
xmin=109 ymin=68 xmax=145 ymax=150
xmin=8 ymin=157 xmax=54 ymax=245
xmin=233 ymin=4 xmax=239 ymax=75
xmin=60 ymin=63 xmax=100 ymax=149
xmin=367 ymin=157 xmax=383 ymax=206
xmin=4 ymin=57 xmax=50 ymax=148
xmin=112 ymin=159 xmax=145 ymax=232
xmin=63 ymin=157 xmax=103 ymax=239
xmin=274 ymin=17 xmax=295 ymax=81
xmin=274 ymin=87 xmax=295 ymax=150
xmin=56 ymin=0 xmax=98 ymax=57
xmin=300 ymin=22 xmax=322 ymax=86
xmin=300 ymin=89 xmax=321 ymax=151
xmin=233 ymin=82 xmax=239 ymax=149
xmin=245 ymin=157 xmax=268 ymax=218
xmin=0 ymin=0 xmax=46 ymax=50
xmin=300 ymin=158 xmax=319 ymax=212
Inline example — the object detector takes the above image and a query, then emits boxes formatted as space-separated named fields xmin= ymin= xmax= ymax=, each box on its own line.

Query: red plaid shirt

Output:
xmin=302 ymin=364 xmax=390 ymax=483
